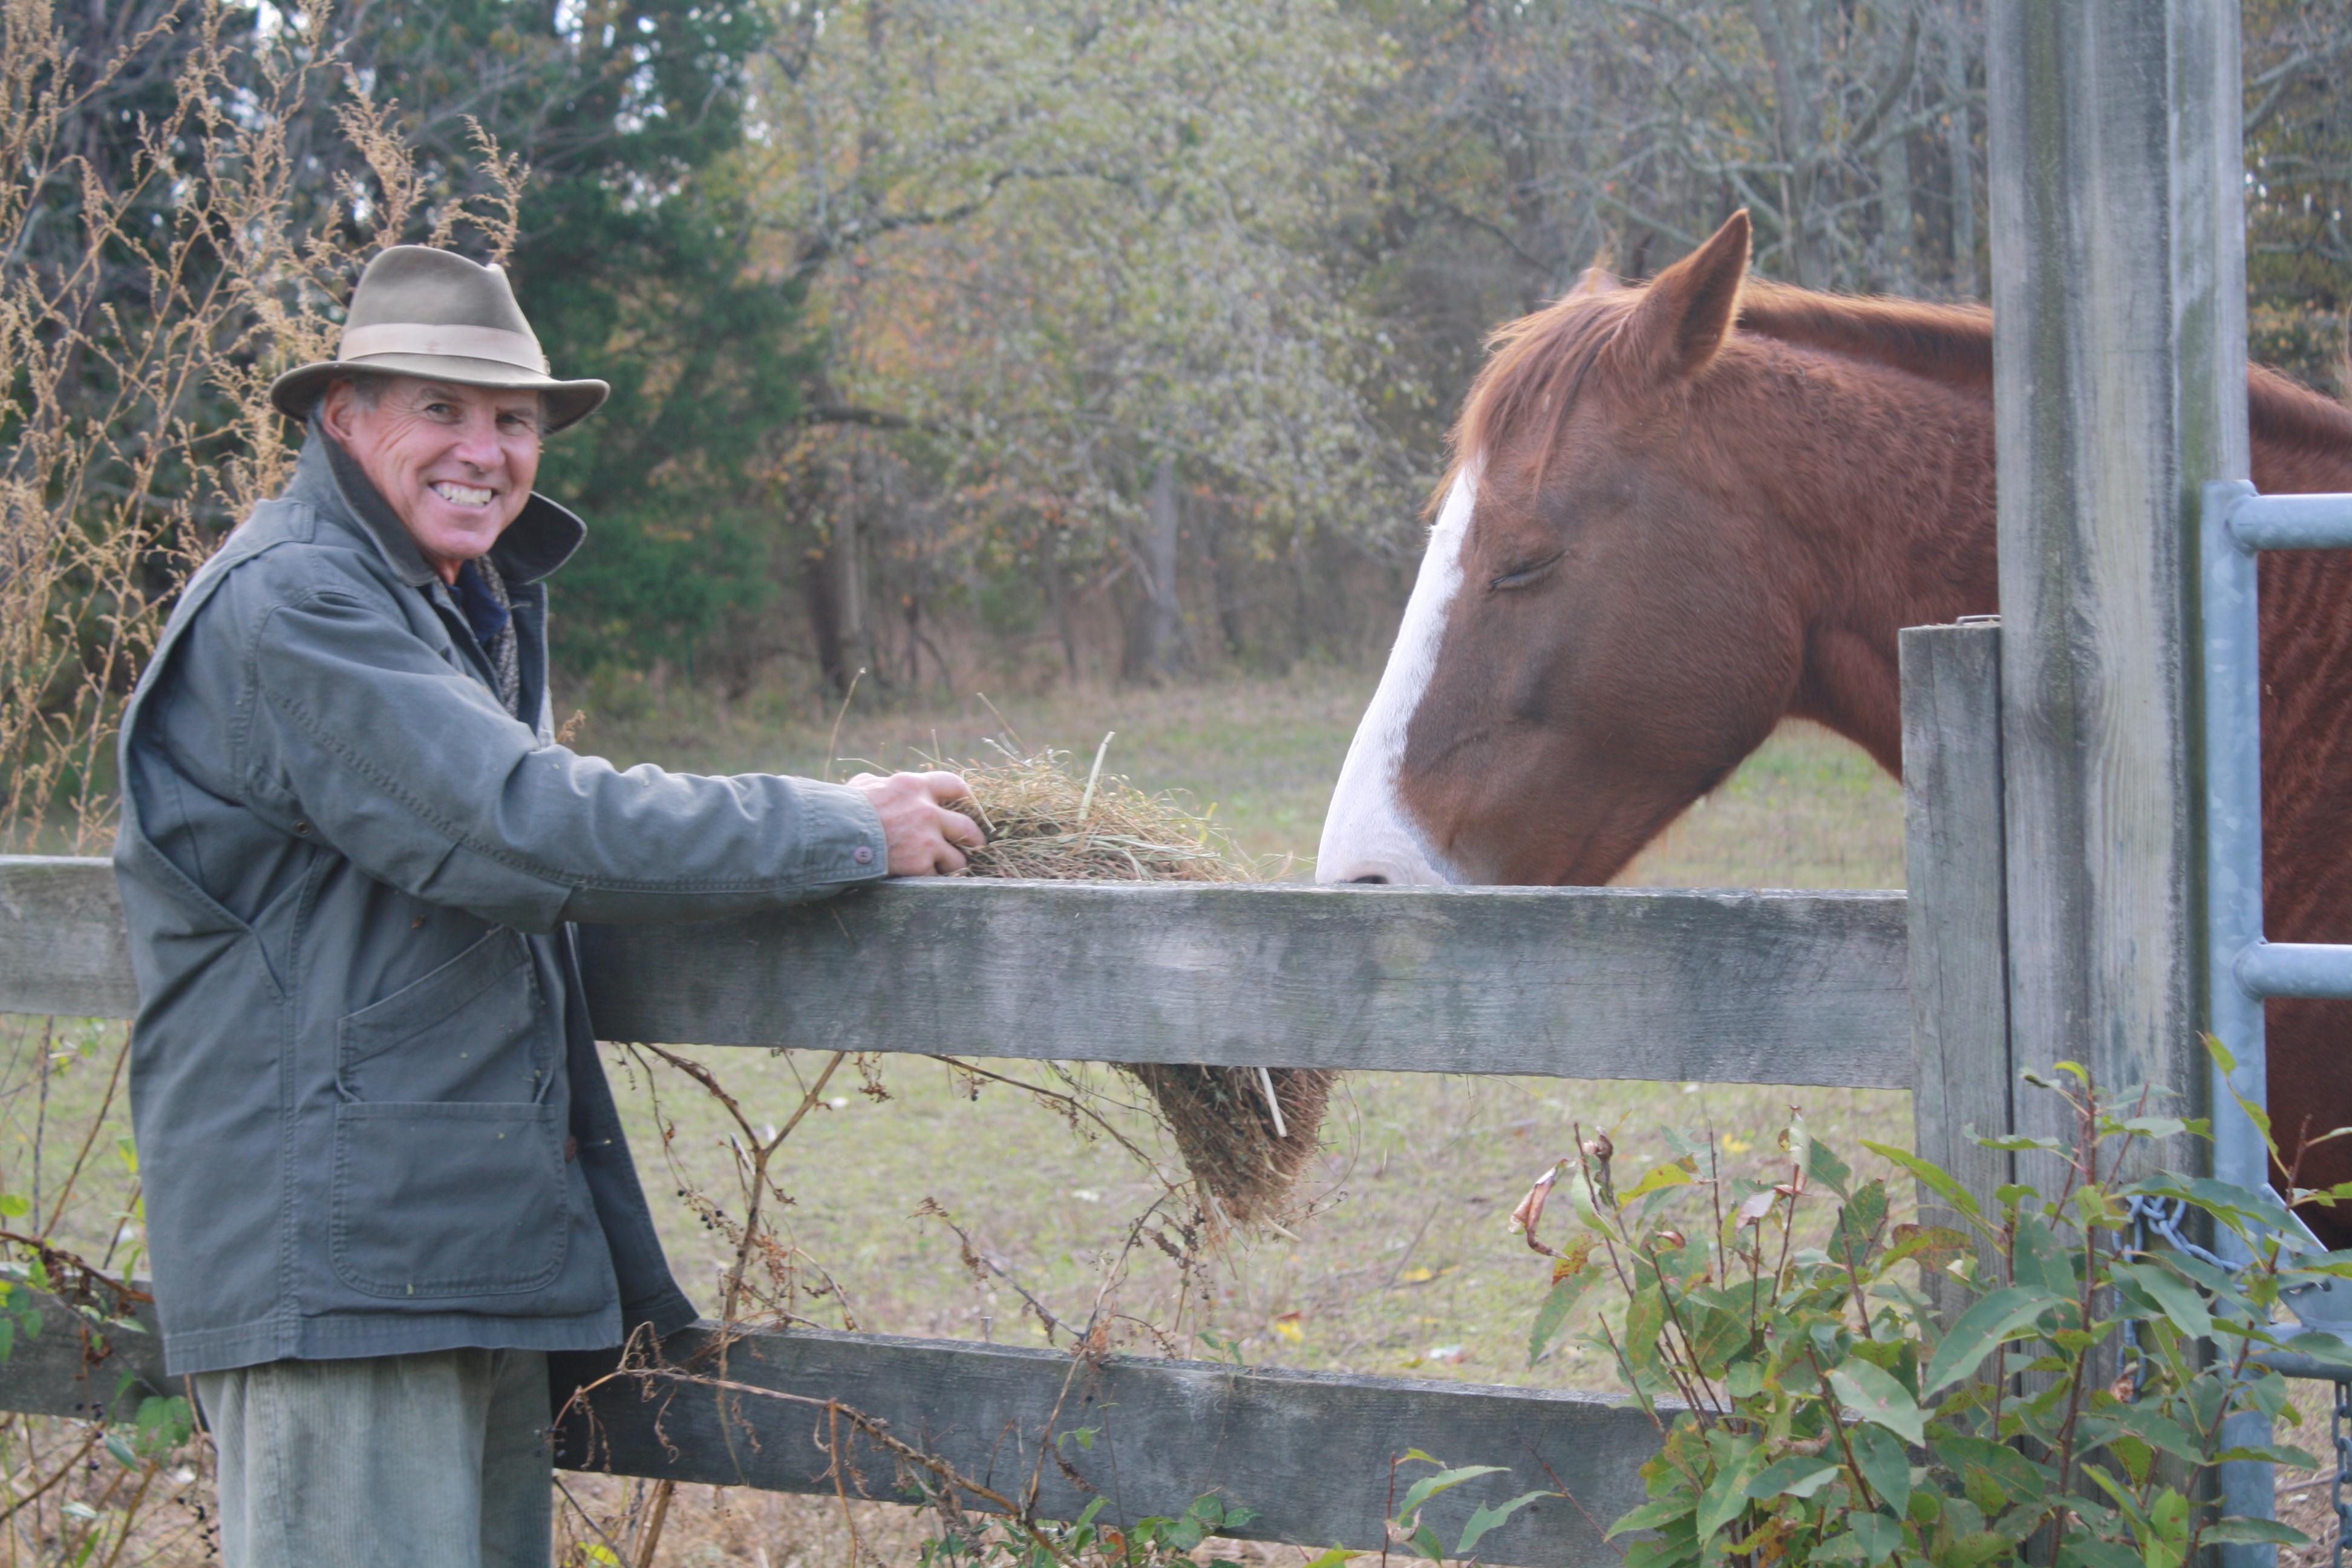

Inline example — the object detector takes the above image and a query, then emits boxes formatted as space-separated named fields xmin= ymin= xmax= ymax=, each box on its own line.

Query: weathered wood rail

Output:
xmin=1 ymin=858 xmax=1912 ymax=1086
xmin=0 ymin=1275 xmax=1658 ymax=1563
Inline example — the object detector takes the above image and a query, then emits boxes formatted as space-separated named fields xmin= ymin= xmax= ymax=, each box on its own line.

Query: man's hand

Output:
xmin=846 ymin=770 xmax=985 ymax=876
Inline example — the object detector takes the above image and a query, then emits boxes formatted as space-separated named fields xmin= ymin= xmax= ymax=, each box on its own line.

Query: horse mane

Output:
xmin=1445 ymin=287 xmax=1641 ymax=504
xmin=1446 ymin=272 xmax=2352 ymax=507
xmin=1736 ymin=280 xmax=1992 ymax=384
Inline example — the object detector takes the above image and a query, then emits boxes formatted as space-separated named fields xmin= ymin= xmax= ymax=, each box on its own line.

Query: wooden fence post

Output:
xmin=1985 ymin=0 xmax=2244 ymax=1208
xmin=1901 ymin=618 xmax=2013 ymax=1308
xmin=1987 ymin=4 xmax=2264 ymax=1552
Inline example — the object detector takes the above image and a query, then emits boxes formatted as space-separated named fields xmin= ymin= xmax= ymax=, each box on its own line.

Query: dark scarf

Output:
xmin=454 ymin=555 xmax=522 ymax=717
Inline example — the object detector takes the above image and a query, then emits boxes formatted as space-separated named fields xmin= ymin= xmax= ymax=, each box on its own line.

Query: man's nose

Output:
xmin=451 ymin=412 xmax=503 ymax=469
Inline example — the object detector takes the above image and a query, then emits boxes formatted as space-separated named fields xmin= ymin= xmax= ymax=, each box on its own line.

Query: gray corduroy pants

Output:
xmin=194 ymin=1348 xmax=552 ymax=1568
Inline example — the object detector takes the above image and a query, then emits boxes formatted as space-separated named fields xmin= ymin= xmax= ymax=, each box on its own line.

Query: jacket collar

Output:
xmin=289 ymin=421 xmax=587 ymax=589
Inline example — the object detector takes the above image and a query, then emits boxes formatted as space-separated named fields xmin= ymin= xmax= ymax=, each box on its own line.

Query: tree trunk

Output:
xmin=826 ymin=454 xmax=874 ymax=693
xmin=1942 ymin=9 xmax=1981 ymax=298
xmin=1877 ymin=128 xmax=1915 ymax=292
xmin=1203 ymin=498 xmax=1246 ymax=663
xmin=803 ymin=529 xmax=857 ymax=697
xmin=1041 ymin=530 xmax=1079 ymax=684
xmin=1287 ymin=520 xmax=1316 ymax=664
xmin=1753 ymin=0 xmax=1829 ymax=286
xmin=1121 ymin=457 xmax=1184 ymax=683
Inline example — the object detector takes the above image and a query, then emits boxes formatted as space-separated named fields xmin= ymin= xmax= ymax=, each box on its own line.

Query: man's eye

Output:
xmin=1490 ymin=553 xmax=1563 ymax=591
xmin=423 ymin=402 xmax=455 ymax=418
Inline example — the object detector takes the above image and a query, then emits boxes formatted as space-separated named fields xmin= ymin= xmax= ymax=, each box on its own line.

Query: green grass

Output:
xmin=1 ymin=667 xmax=1913 ymax=1405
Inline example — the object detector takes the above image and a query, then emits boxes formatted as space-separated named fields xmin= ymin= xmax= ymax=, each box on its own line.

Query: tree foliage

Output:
xmin=16 ymin=1 xmax=2352 ymax=704
xmin=323 ymin=0 xmax=810 ymax=675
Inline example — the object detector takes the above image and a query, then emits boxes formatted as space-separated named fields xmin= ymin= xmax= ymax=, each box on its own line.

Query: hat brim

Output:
xmin=270 ymin=354 xmax=609 ymax=434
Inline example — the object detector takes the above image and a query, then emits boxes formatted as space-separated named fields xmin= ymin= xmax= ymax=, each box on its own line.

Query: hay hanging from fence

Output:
xmin=946 ymin=738 xmax=1332 ymax=1226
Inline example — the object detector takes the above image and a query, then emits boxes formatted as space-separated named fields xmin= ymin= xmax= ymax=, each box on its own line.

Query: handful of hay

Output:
xmin=947 ymin=739 xmax=1331 ymax=1227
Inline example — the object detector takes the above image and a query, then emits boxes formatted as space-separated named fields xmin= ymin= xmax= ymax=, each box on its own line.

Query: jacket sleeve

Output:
xmin=242 ymin=584 xmax=887 ymax=932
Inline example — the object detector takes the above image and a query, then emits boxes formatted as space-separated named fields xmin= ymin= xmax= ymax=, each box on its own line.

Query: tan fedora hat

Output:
xmin=270 ymin=246 xmax=608 ymax=433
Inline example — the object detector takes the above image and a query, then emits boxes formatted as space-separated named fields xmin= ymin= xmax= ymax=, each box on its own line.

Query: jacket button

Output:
xmin=853 ymin=844 xmax=874 ymax=864
xmin=293 ymin=820 xmax=311 ymax=836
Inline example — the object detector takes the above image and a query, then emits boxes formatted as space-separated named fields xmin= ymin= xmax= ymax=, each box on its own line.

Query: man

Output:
xmin=111 ymin=245 xmax=982 ymax=1567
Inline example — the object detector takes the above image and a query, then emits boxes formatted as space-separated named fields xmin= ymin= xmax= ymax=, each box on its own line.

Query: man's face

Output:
xmin=319 ymin=376 xmax=542 ymax=584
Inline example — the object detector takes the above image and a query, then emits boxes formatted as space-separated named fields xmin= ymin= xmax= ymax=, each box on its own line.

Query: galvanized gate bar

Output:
xmin=2227 ymin=493 xmax=2352 ymax=551
xmin=2202 ymin=484 xmax=2352 ymax=1217
xmin=2235 ymin=943 xmax=2352 ymax=1002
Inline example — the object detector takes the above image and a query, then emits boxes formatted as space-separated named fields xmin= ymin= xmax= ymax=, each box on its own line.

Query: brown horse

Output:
xmin=1317 ymin=211 xmax=2352 ymax=1236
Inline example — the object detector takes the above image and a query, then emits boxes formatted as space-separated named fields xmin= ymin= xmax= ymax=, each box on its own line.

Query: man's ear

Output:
xmin=316 ymin=379 xmax=358 ymax=442
xmin=1609 ymin=210 xmax=1750 ymax=386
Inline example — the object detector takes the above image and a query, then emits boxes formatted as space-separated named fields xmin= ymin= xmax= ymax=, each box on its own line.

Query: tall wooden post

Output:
xmin=1987 ymin=3 xmax=2258 ymax=1549
xmin=1986 ymin=2 xmax=2245 ymax=1176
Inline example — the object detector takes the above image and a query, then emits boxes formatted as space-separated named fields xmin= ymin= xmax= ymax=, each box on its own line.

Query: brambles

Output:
xmin=0 ymin=0 xmax=521 ymax=855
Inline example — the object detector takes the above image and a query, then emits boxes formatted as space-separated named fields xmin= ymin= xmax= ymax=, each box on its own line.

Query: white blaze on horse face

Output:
xmin=1315 ymin=471 xmax=1476 ymax=886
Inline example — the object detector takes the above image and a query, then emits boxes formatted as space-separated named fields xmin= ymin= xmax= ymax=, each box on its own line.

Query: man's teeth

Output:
xmin=432 ymin=482 xmax=494 ymax=506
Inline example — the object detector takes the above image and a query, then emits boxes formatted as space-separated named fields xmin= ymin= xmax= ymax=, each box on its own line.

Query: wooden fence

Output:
xmin=0 ymin=624 xmax=1985 ymax=1566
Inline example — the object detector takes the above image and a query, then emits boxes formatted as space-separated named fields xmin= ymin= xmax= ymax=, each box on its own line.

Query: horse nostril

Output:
xmin=1350 ymin=873 xmax=1389 ymax=885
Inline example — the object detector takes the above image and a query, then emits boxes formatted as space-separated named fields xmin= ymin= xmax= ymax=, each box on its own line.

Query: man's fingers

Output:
xmin=938 ymin=804 xmax=987 ymax=850
xmin=918 ymin=769 xmax=971 ymax=805
xmin=842 ymin=769 xmax=984 ymax=877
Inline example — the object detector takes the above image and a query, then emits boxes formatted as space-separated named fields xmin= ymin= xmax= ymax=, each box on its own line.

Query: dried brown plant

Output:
xmin=947 ymin=741 xmax=1333 ymax=1224
xmin=0 ymin=0 xmax=521 ymax=854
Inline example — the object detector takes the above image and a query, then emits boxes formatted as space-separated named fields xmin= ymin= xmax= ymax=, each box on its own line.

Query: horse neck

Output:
xmin=1694 ymin=341 xmax=2001 ymax=777
xmin=2252 ymin=382 xmax=2352 ymax=492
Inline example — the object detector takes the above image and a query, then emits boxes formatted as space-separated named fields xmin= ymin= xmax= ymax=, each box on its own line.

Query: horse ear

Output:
xmin=1611 ymin=210 xmax=1751 ymax=385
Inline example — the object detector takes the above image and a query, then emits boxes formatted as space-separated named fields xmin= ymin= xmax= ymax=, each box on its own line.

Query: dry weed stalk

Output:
xmin=0 ymin=0 xmax=521 ymax=854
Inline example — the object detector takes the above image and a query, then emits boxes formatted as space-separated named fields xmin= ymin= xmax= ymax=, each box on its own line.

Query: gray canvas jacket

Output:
xmin=112 ymin=429 xmax=887 ymax=1376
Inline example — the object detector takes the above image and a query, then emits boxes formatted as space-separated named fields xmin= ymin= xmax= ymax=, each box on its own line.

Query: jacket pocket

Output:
xmin=330 ymin=1101 xmax=569 ymax=1298
xmin=338 ymin=928 xmax=550 ymax=1105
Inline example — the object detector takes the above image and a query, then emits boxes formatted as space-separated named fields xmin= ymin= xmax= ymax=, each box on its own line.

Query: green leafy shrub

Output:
xmin=1512 ymin=1057 xmax=2352 ymax=1568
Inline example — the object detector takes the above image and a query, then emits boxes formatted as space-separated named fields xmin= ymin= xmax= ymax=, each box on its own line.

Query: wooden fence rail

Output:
xmin=1 ymin=858 xmax=1911 ymax=1086
xmin=3 ymin=1275 xmax=1660 ymax=1562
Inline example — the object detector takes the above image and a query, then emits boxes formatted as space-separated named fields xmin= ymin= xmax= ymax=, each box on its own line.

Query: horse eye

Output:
xmin=1489 ymin=552 xmax=1563 ymax=592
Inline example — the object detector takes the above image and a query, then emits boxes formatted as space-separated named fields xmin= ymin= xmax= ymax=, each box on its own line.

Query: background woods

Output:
xmin=13 ymin=0 xmax=2352 ymax=769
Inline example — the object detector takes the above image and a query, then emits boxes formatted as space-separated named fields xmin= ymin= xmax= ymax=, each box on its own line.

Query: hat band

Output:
xmin=338 ymin=322 xmax=549 ymax=373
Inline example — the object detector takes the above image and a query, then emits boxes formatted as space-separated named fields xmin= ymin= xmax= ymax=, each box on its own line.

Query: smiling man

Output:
xmin=110 ymin=246 xmax=981 ymax=1567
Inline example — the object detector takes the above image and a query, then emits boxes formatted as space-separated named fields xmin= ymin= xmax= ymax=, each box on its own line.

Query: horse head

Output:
xmin=1319 ymin=211 xmax=1815 ymax=886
